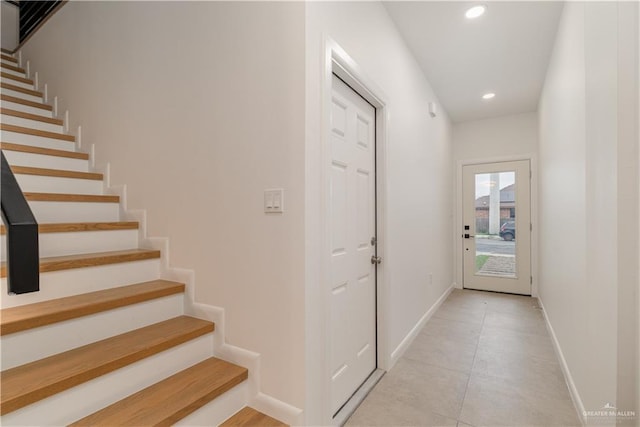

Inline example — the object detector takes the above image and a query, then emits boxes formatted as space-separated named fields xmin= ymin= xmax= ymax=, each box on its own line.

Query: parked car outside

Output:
xmin=500 ymin=221 xmax=516 ymax=241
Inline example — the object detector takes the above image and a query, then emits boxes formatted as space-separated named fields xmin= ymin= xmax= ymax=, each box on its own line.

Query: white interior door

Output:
xmin=329 ymin=74 xmax=377 ymax=415
xmin=462 ymin=160 xmax=531 ymax=295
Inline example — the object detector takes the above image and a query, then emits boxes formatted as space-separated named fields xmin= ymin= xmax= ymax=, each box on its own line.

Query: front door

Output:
xmin=462 ymin=160 xmax=531 ymax=295
xmin=329 ymin=74 xmax=377 ymax=415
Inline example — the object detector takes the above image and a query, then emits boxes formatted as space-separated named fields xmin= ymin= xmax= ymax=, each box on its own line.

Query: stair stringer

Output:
xmin=102 ymin=166 xmax=303 ymax=426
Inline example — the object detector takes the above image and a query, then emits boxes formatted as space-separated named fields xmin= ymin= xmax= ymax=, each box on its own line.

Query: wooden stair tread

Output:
xmin=0 ymin=316 xmax=215 ymax=415
xmin=1 ymin=72 xmax=33 ymax=86
xmin=222 ymin=407 xmax=288 ymax=427
xmin=1 ymin=142 xmax=87 ymax=159
xmin=0 ymin=63 xmax=25 ymax=74
xmin=1 ymin=221 xmax=138 ymax=235
xmin=0 ymin=123 xmax=74 ymax=142
xmin=0 ymin=94 xmax=52 ymax=111
xmin=24 ymin=192 xmax=119 ymax=203
xmin=70 ymin=357 xmax=247 ymax=426
xmin=0 ymin=249 xmax=161 ymax=278
xmin=0 ymin=108 xmax=63 ymax=125
xmin=0 ymin=280 xmax=184 ymax=336
xmin=11 ymin=165 xmax=102 ymax=180
xmin=0 ymin=82 xmax=42 ymax=98
xmin=1 ymin=54 xmax=18 ymax=64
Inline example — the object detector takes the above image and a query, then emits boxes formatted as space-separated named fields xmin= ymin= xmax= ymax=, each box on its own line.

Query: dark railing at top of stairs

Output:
xmin=19 ymin=0 xmax=64 ymax=44
xmin=1 ymin=151 xmax=39 ymax=294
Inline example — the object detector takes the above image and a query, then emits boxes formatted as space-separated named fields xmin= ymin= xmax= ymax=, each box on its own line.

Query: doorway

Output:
xmin=328 ymin=74 xmax=378 ymax=415
xmin=462 ymin=160 xmax=531 ymax=295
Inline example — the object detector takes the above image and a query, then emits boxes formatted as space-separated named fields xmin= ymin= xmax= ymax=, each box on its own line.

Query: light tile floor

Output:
xmin=345 ymin=289 xmax=581 ymax=427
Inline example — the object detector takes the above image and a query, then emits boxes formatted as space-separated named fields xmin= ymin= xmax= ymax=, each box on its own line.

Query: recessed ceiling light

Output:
xmin=465 ymin=5 xmax=486 ymax=19
xmin=482 ymin=93 xmax=496 ymax=100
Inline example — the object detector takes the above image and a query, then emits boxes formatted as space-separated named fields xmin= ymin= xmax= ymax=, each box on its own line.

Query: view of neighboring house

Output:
xmin=475 ymin=183 xmax=516 ymax=219
xmin=475 ymin=183 xmax=515 ymax=234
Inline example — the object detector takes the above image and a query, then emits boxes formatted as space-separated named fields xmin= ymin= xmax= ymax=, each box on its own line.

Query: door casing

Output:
xmin=316 ymin=38 xmax=390 ymax=425
xmin=454 ymin=155 xmax=539 ymax=297
xmin=462 ymin=160 xmax=532 ymax=294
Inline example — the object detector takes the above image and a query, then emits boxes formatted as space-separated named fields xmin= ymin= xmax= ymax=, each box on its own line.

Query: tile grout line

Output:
xmin=455 ymin=300 xmax=488 ymax=425
xmin=396 ymin=295 xmax=486 ymax=425
xmin=347 ymin=292 xmax=577 ymax=427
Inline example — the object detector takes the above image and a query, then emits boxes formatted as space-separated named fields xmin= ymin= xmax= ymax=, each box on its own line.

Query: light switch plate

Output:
xmin=264 ymin=188 xmax=284 ymax=213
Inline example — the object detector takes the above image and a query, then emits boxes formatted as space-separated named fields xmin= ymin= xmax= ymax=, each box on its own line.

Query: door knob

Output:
xmin=371 ymin=255 xmax=382 ymax=265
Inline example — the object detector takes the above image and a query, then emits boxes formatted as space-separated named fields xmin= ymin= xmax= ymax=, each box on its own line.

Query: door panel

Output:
xmin=462 ymin=161 xmax=531 ymax=295
xmin=329 ymin=74 xmax=376 ymax=414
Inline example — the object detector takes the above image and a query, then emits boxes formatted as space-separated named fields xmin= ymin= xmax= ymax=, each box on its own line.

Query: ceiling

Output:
xmin=383 ymin=1 xmax=564 ymax=123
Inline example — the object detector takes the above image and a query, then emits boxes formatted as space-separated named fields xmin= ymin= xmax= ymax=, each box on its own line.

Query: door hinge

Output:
xmin=530 ymin=223 xmax=533 ymax=231
xmin=530 ymin=276 xmax=533 ymax=284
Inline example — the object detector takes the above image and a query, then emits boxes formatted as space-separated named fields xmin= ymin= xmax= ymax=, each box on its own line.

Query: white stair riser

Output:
xmin=177 ymin=382 xmax=248 ymax=427
xmin=1 ymin=77 xmax=33 ymax=90
xmin=0 ymin=55 xmax=18 ymax=67
xmin=1 ymin=259 xmax=161 ymax=308
xmin=1 ymin=67 xmax=25 ymax=78
xmin=1 ymin=57 xmax=18 ymax=63
xmin=0 ymin=335 xmax=214 ymax=426
xmin=1 ymin=294 xmax=184 ymax=370
xmin=29 ymin=200 xmax=119 ymax=223
xmin=0 ymin=87 xmax=42 ymax=103
xmin=1 ymin=113 xmax=63 ymax=133
xmin=1 ymin=130 xmax=74 ymax=152
xmin=0 ymin=99 xmax=53 ymax=117
xmin=3 ymin=150 xmax=89 ymax=172
xmin=15 ymin=174 xmax=103 ymax=196
xmin=40 ymin=229 xmax=138 ymax=257
xmin=1 ymin=229 xmax=138 ymax=261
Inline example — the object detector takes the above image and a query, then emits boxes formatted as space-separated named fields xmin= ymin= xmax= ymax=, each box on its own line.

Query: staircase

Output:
xmin=0 ymin=50 xmax=285 ymax=426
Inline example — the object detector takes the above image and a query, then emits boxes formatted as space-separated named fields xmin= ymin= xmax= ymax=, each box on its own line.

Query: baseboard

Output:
xmin=538 ymin=297 xmax=586 ymax=425
xmin=251 ymin=391 xmax=305 ymax=426
xmin=189 ymin=301 xmax=303 ymax=426
xmin=388 ymin=283 xmax=454 ymax=368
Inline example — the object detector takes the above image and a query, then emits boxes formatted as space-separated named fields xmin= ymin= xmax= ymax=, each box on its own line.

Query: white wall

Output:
xmin=452 ymin=112 xmax=538 ymax=290
xmin=638 ymin=2 xmax=640 ymax=418
xmin=538 ymin=1 xmax=639 ymax=422
xmin=453 ymin=112 xmax=538 ymax=162
xmin=1 ymin=1 xmax=19 ymax=51
xmin=617 ymin=1 xmax=640 ymax=419
xmin=538 ymin=1 xmax=589 ymax=416
xmin=305 ymin=2 xmax=453 ymax=424
xmin=20 ymin=1 xmax=306 ymax=411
